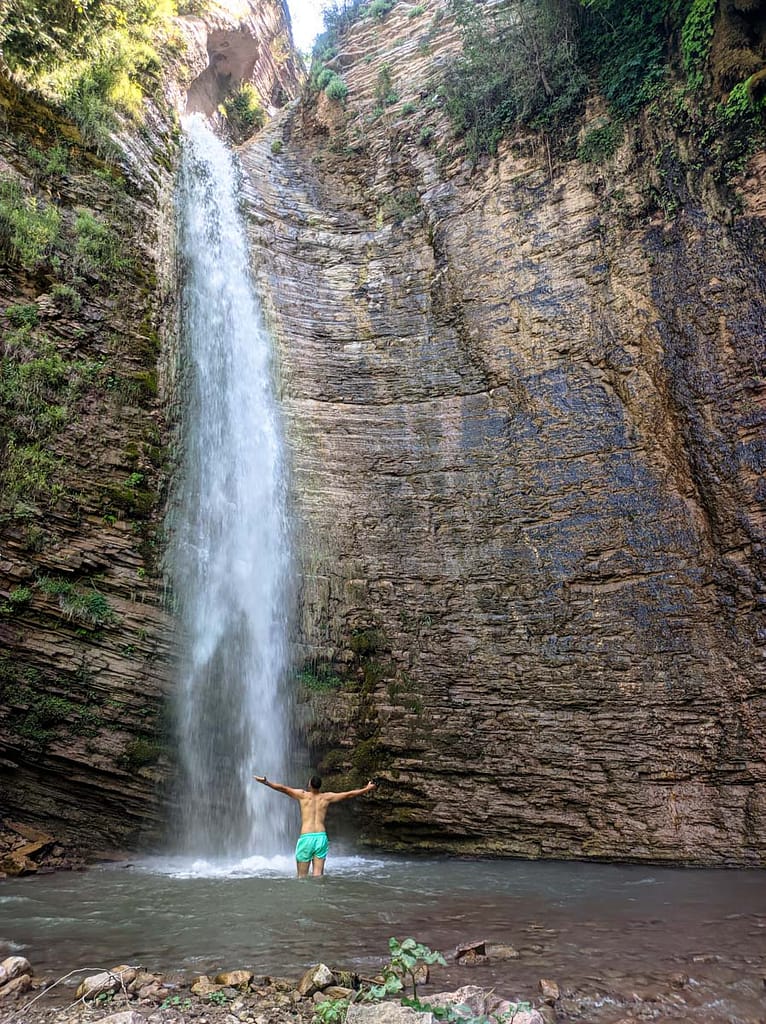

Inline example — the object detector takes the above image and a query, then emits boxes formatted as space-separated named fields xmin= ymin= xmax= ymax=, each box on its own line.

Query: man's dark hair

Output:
xmin=309 ymin=775 xmax=322 ymax=790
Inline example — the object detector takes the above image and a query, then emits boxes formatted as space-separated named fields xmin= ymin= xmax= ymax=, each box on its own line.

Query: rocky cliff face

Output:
xmin=0 ymin=0 xmax=300 ymax=861
xmin=241 ymin=0 xmax=766 ymax=864
xmin=2 ymin=0 xmax=763 ymax=869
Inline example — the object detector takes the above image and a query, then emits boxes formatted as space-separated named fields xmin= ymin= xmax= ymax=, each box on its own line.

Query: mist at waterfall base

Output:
xmin=2 ymin=858 xmax=764 ymax=1024
xmin=168 ymin=114 xmax=292 ymax=861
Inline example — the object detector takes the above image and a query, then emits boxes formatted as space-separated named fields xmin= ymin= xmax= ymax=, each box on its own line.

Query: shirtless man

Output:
xmin=253 ymin=774 xmax=375 ymax=877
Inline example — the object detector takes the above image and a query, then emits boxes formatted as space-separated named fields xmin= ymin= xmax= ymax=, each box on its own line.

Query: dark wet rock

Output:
xmin=454 ymin=940 xmax=519 ymax=966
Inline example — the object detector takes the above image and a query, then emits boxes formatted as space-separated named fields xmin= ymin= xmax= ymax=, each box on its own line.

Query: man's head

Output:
xmin=308 ymin=775 xmax=322 ymax=791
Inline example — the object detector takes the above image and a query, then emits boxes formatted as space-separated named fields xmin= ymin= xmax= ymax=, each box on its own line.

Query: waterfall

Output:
xmin=168 ymin=113 xmax=292 ymax=859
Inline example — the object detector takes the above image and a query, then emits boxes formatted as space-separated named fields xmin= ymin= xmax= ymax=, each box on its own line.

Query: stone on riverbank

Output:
xmin=346 ymin=1004 xmax=435 ymax=1024
xmin=75 ymin=966 xmax=138 ymax=1000
xmin=0 ymin=956 xmax=33 ymax=1001
xmin=191 ymin=976 xmax=224 ymax=996
xmin=321 ymin=986 xmax=355 ymax=1000
xmin=128 ymin=971 xmax=164 ymax=995
xmin=1 ymin=956 xmax=32 ymax=984
xmin=428 ymin=986 xmax=544 ymax=1024
xmin=0 ymin=824 xmax=84 ymax=879
xmin=98 ymin=1012 xmax=147 ymax=1024
xmin=0 ymin=973 xmax=32 ymax=1000
xmin=297 ymin=963 xmax=334 ymax=996
xmin=214 ymin=971 xmax=253 ymax=988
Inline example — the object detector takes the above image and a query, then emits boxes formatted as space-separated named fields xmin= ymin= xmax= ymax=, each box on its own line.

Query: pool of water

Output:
xmin=1 ymin=853 xmax=764 ymax=1022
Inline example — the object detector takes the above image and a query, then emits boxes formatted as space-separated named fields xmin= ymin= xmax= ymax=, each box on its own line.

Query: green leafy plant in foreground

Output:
xmin=221 ymin=82 xmax=267 ymax=143
xmin=313 ymin=937 xmax=445 ymax=1024
xmin=160 ymin=995 xmax=193 ymax=1010
xmin=314 ymin=996 xmax=350 ymax=1024
xmin=365 ymin=937 xmax=447 ymax=1002
xmin=405 ymin=997 xmax=534 ymax=1024
xmin=313 ymin=936 xmax=534 ymax=1024
xmin=207 ymin=990 xmax=230 ymax=1006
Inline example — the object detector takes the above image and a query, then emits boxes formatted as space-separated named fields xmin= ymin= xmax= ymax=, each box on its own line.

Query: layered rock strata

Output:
xmin=241 ymin=1 xmax=766 ymax=863
xmin=0 ymin=1 xmax=300 ymax=853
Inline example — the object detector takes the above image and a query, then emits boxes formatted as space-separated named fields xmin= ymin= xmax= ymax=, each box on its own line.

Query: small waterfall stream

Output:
xmin=168 ymin=113 xmax=292 ymax=859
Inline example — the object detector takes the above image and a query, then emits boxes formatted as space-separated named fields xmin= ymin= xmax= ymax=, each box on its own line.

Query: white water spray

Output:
xmin=169 ymin=114 xmax=292 ymax=858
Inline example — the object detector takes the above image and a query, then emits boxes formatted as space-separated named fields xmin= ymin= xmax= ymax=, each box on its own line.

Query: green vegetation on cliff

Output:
xmin=440 ymin=0 xmax=765 ymax=164
xmin=220 ymin=83 xmax=267 ymax=144
xmin=443 ymin=0 xmax=587 ymax=156
xmin=0 ymin=0 xmax=184 ymax=151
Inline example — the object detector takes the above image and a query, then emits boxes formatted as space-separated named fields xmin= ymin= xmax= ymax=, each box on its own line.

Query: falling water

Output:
xmin=168 ymin=113 xmax=292 ymax=858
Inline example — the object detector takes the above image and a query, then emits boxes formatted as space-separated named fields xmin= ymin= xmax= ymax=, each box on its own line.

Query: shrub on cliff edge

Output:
xmin=0 ymin=0 xmax=178 ymax=153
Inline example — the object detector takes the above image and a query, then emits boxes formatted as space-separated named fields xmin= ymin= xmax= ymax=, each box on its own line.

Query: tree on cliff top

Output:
xmin=443 ymin=0 xmax=587 ymax=158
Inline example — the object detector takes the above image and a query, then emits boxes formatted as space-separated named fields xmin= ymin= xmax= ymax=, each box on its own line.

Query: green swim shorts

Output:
xmin=295 ymin=831 xmax=329 ymax=862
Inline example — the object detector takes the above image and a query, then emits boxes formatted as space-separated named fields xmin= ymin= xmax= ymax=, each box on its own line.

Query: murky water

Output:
xmin=1 ymin=856 xmax=764 ymax=1022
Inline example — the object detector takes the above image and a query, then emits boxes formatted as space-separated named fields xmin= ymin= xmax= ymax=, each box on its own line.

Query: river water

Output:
xmin=1 ymin=855 xmax=763 ymax=1022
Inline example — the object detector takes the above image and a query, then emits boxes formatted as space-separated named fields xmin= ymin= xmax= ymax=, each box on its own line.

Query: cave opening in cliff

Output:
xmin=185 ymin=29 xmax=262 ymax=117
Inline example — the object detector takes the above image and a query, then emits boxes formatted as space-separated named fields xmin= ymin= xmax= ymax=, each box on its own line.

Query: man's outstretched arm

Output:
xmin=325 ymin=781 xmax=376 ymax=803
xmin=253 ymin=775 xmax=302 ymax=799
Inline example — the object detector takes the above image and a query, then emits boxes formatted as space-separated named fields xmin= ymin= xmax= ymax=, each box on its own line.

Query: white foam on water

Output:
xmin=129 ymin=853 xmax=389 ymax=880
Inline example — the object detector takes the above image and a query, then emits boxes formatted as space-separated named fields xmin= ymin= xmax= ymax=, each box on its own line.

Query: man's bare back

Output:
xmin=254 ymin=773 xmax=375 ymax=877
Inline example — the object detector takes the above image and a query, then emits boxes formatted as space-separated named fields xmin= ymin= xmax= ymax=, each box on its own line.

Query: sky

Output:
xmin=285 ymin=0 xmax=328 ymax=54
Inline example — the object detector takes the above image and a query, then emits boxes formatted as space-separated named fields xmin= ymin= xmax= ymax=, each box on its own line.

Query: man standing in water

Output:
xmin=254 ymin=774 xmax=375 ymax=877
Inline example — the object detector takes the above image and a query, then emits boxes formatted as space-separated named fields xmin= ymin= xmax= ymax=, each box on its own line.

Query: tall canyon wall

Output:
xmin=1 ymin=0 xmax=764 ymax=868
xmin=241 ymin=0 xmax=766 ymax=864
xmin=0 ymin=0 xmax=299 ymax=859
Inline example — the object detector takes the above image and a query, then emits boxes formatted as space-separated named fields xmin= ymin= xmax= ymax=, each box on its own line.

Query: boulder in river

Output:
xmin=538 ymin=978 xmax=560 ymax=1003
xmin=454 ymin=940 xmax=519 ymax=965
